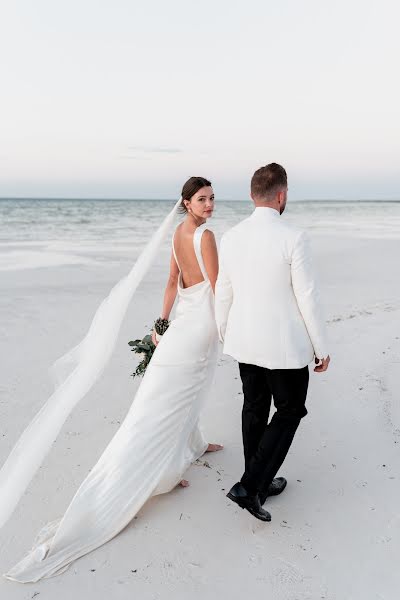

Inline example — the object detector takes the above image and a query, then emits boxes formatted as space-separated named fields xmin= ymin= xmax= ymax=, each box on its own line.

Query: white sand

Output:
xmin=0 ymin=233 xmax=399 ymax=599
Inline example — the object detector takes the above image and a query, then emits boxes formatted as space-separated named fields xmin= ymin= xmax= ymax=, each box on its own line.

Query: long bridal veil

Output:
xmin=0 ymin=198 xmax=181 ymax=530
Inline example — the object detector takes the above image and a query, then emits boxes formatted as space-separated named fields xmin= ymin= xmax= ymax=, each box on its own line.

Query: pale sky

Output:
xmin=1 ymin=0 xmax=399 ymax=200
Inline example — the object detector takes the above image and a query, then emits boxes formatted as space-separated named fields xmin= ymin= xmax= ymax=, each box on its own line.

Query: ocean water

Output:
xmin=0 ymin=199 xmax=399 ymax=272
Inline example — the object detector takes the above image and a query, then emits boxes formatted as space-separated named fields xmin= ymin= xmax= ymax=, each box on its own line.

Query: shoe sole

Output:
xmin=226 ymin=492 xmax=271 ymax=522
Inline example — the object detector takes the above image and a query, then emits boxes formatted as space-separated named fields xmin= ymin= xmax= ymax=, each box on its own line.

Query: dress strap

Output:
xmin=193 ymin=224 xmax=208 ymax=280
xmin=171 ymin=230 xmax=181 ymax=272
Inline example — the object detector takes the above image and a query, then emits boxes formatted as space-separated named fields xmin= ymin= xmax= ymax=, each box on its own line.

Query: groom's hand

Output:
xmin=314 ymin=355 xmax=330 ymax=372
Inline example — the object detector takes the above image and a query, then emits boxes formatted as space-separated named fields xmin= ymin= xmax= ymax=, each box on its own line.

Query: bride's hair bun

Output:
xmin=179 ymin=176 xmax=212 ymax=214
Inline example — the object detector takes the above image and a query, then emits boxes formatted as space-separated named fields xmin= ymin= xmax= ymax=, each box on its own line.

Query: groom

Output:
xmin=215 ymin=163 xmax=330 ymax=522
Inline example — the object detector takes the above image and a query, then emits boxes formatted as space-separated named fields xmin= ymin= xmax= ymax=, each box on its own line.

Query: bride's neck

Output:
xmin=186 ymin=214 xmax=206 ymax=228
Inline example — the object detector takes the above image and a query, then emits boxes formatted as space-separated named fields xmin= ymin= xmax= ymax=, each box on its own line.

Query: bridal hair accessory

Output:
xmin=0 ymin=198 xmax=181 ymax=529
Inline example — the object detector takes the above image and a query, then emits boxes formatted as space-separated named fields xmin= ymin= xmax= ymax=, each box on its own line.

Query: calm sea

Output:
xmin=0 ymin=199 xmax=399 ymax=272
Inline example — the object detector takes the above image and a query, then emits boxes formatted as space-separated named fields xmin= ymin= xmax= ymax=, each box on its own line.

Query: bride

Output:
xmin=2 ymin=176 xmax=222 ymax=583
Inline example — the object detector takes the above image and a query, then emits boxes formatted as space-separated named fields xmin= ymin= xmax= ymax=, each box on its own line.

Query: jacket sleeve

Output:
xmin=215 ymin=236 xmax=233 ymax=343
xmin=291 ymin=231 xmax=329 ymax=359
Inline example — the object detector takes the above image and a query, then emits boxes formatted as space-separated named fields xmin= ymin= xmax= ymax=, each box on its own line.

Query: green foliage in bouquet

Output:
xmin=128 ymin=319 xmax=170 ymax=379
xmin=128 ymin=334 xmax=156 ymax=378
xmin=154 ymin=318 xmax=170 ymax=336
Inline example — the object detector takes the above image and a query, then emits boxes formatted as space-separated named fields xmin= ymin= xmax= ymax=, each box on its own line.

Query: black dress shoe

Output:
xmin=226 ymin=482 xmax=271 ymax=522
xmin=259 ymin=477 xmax=287 ymax=505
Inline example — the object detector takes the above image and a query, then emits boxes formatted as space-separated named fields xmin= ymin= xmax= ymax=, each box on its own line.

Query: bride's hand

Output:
xmin=151 ymin=329 xmax=158 ymax=346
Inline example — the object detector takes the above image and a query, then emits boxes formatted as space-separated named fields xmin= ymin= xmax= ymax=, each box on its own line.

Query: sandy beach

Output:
xmin=2 ymin=0 xmax=400 ymax=593
xmin=0 ymin=217 xmax=399 ymax=599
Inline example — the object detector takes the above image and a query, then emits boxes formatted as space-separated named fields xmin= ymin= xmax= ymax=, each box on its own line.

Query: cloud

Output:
xmin=127 ymin=146 xmax=183 ymax=154
xmin=118 ymin=146 xmax=183 ymax=160
xmin=118 ymin=155 xmax=151 ymax=161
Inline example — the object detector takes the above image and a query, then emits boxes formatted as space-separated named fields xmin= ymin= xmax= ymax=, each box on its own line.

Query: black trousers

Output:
xmin=239 ymin=362 xmax=309 ymax=496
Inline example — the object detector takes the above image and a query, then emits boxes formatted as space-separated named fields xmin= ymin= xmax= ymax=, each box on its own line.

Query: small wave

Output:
xmin=0 ymin=250 xmax=99 ymax=272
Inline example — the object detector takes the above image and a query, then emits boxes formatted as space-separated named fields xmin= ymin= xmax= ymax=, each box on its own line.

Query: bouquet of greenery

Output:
xmin=128 ymin=318 xmax=170 ymax=378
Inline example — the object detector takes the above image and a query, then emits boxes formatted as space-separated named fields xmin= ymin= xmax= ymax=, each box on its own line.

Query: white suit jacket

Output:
xmin=215 ymin=207 xmax=328 ymax=369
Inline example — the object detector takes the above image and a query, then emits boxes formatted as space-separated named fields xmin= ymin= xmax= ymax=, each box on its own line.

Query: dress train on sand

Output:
xmin=5 ymin=223 xmax=218 ymax=583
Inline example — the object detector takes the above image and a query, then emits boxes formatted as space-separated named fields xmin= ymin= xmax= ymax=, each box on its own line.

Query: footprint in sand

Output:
xmin=269 ymin=558 xmax=330 ymax=600
xmin=270 ymin=559 xmax=304 ymax=592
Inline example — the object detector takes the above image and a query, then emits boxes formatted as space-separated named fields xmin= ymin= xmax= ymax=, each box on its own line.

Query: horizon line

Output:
xmin=0 ymin=197 xmax=399 ymax=203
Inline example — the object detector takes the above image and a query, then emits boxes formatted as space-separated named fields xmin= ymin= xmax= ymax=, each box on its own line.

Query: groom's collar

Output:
xmin=253 ymin=206 xmax=280 ymax=218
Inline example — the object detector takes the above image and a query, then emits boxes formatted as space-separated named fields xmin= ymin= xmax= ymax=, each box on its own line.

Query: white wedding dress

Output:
xmin=4 ymin=223 xmax=218 ymax=583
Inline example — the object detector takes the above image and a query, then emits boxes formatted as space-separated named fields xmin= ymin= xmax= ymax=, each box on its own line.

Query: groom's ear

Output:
xmin=277 ymin=190 xmax=285 ymax=203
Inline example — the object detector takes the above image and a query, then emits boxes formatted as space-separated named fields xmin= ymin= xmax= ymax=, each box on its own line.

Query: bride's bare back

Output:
xmin=173 ymin=223 xmax=206 ymax=288
xmin=173 ymin=223 xmax=219 ymax=290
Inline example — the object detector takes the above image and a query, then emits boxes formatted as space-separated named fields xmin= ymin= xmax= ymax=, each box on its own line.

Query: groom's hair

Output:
xmin=251 ymin=163 xmax=287 ymax=200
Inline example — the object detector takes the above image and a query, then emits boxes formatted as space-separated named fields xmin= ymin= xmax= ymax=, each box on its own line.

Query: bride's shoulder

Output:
xmin=201 ymin=226 xmax=215 ymax=239
xmin=173 ymin=223 xmax=183 ymax=239
xmin=201 ymin=228 xmax=217 ymax=251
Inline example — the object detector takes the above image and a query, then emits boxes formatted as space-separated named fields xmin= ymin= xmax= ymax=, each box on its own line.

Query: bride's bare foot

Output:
xmin=205 ymin=443 xmax=224 ymax=453
xmin=179 ymin=479 xmax=190 ymax=487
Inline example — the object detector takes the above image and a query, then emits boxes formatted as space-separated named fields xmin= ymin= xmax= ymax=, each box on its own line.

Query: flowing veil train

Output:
xmin=1 ymin=200 xmax=219 ymax=582
xmin=0 ymin=198 xmax=181 ymax=530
